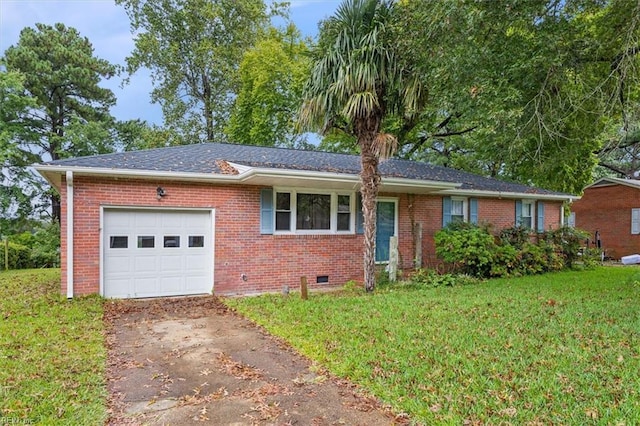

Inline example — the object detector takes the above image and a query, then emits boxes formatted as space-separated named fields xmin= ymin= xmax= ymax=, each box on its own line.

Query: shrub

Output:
xmin=490 ymin=244 xmax=519 ymax=277
xmin=6 ymin=242 xmax=31 ymax=270
xmin=543 ymin=226 xmax=590 ymax=268
xmin=30 ymin=222 xmax=60 ymax=268
xmin=2 ymin=222 xmax=60 ymax=270
xmin=435 ymin=223 xmax=496 ymax=278
xmin=499 ymin=225 xmax=531 ymax=250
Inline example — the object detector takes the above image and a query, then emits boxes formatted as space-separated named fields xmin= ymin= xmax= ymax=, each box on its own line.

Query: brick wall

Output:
xmin=572 ymin=184 xmax=640 ymax=259
xmin=60 ymin=176 xmax=565 ymax=297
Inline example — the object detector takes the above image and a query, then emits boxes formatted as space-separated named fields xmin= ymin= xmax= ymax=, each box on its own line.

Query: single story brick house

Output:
xmin=35 ymin=142 xmax=576 ymax=299
xmin=571 ymin=177 xmax=640 ymax=259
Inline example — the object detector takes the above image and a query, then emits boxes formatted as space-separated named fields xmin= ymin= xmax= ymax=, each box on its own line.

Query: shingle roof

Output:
xmin=42 ymin=142 xmax=569 ymax=196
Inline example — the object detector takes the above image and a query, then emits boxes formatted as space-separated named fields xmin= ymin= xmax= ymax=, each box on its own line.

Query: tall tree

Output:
xmin=0 ymin=68 xmax=36 ymax=230
xmin=396 ymin=0 xmax=640 ymax=193
xmin=3 ymin=23 xmax=118 ymax=222
xmin=226 ymin=25 xmax=312 ymax=148
xmin=299 ymin=0 xmax=425 ymax=292
xmin=117 ymin=0 xmax=282 ymax=143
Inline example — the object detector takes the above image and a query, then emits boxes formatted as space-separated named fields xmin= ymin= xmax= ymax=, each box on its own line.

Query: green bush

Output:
xmin=499 ymin=225 xmax=531 ymax=250
xmin=2 ymin=222 xmax=60 ymax=270
xmin=435 ymin=222 xmax=577 ymax=279
xmin=5 ymin=242 xmax=31 ymax=270
xmin=30 ymin=222 xmax=60 ymax=268
xmin=435 ymin=223 xmax=497 ymax=277
xmin=490 ymin=244 xmax=519 ymax=277
xmin=543 ymin=226 xmax=590 ymax=268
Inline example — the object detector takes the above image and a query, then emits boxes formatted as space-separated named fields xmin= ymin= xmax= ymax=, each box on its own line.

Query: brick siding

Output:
xmin=572 ymin=184 xmax=640 ymax=259
xmin=60 ymin=176 xmax=565 ymax=297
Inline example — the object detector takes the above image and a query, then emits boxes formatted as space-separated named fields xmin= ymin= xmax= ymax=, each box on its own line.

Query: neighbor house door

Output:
xmin=375 ymin=200 xmax=397 ymax=262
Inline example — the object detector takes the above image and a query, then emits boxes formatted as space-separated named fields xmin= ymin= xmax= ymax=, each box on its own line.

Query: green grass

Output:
xmin=0 ymin=269 xmax=106 ymax=425
xmin=224 ymin=267 xmax=640 ymax=424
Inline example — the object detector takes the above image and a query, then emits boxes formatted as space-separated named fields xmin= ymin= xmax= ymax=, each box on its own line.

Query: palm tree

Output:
xmin=299 ymin=0 xmax=424 ymax=292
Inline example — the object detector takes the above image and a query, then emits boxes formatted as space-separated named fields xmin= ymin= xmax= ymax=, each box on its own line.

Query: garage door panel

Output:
xmin=160 ymin=255 xmax=183 ymax=273
xmin=185 ymin=277 xmax=211 ymax=292
xmin=104 ymin=209 xmax=213 ymax=299
xmin=134 ymin=255 xmax=160 ymax=273
xmin=135 ymin=277 xmax=161 ymax=297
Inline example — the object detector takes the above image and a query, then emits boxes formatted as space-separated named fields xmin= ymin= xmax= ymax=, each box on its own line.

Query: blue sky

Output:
xmin=0 ymin=0 xmax=340 ymax=126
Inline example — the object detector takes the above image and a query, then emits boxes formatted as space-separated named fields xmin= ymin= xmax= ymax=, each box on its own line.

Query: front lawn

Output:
xmin=225 ymin=267 xmax=640 ymax=424
xmin=0 ymin=269 xmax=106 ymax=424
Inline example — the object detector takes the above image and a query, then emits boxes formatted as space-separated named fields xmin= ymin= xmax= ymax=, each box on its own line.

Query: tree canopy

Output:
xmin=2 ymin=22 xmax=119 ymax=222
xmin=226 ymin=25 xmax=312 ymax=148
xmin=395 ymin=0 xmax=640 ymax=193
xmin=117 ymin=0 xmax=284 ymax=144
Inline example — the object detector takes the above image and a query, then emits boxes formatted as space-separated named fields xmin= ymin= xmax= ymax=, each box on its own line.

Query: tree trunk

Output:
xmin=202 ymin=73 xmax=214 ymax=142
xmin=358 ymin=126 xmax=381 ymax=293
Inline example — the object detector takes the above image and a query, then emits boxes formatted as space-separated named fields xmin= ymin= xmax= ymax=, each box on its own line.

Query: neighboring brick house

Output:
xmin=35 ymin=142 xmax=576 ymax=299
xmin=571 ymin=177 xmax=640 ymax=259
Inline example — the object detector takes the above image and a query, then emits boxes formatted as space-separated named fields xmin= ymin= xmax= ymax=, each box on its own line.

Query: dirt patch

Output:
xmin=104 ymin=296 xmax=407 ymax=425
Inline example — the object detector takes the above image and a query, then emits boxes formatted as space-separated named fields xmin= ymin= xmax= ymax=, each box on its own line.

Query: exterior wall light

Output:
xmin=156 ymin=186 xmax=166 ymax=200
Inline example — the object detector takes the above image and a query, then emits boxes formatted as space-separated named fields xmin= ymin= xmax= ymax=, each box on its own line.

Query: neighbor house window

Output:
xmin=271 ymin=190 xmax=353 ymax=234
xmin=632 ymin=209 xmax=640 ymax=234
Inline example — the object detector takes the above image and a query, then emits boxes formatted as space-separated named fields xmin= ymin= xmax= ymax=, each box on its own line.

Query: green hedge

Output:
xmin=435 ymin=223 xmax=598 ymax=279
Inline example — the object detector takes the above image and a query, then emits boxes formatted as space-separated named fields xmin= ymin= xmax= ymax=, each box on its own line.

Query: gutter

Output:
xmin=437 ymin=188 xmax=579 ymax=202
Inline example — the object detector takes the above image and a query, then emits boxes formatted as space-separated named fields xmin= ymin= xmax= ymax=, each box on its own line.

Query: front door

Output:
xmin=375 ymin=200 xmax=397 ymax=262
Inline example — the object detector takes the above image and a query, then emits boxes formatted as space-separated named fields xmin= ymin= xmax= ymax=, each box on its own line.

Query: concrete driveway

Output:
xmin=105 ymin=296 xmax=403 ymax=425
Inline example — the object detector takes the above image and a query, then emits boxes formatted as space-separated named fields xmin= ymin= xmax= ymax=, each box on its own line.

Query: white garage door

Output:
xmin=103 ymin=209 xmax=213 ymax=298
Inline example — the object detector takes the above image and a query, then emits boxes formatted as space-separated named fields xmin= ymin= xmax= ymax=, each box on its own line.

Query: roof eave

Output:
xmin=33 ymin=164 xmax=462 ymax=194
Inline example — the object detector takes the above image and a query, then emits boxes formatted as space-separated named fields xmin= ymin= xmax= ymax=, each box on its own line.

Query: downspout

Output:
xmin=66 ymin=171 xmax=74 ymax=299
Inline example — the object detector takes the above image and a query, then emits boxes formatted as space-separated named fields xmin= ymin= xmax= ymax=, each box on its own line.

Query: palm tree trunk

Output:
xmin=359 ymin=132 xmax=381 ymax=293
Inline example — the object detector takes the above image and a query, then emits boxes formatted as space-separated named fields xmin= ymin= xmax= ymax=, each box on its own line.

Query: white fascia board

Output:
xmin=33 ymin=164 xmax=243 ymax=185
xmin=437 ymin=188 xmax=580 ymax=202
xmin=35 ymin=163 xmax=463 ymax=193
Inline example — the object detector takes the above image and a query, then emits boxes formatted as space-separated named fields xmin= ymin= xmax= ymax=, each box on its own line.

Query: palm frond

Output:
xmin=372 ymin=132 xmax=398 ymax=160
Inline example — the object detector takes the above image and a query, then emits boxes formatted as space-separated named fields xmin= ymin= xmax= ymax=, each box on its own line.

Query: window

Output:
xmin=109 ymin=236 xmax=128 ymax=249
xmin=521 ymin=201 xmax=533 ymax=229
xmin=269 ymin=190 xmax=354 ymax=234
xmin=451 ymin=198 xmax=466 ymax=223
xmin=137 ymin=236 xmax=155 ymax=248
xmin=337 ymin=195 xmax=351 ymax=231
xmin=516 ymin=200 xmax=536 ymax=230
xmin=164 ymin=236 xmax=180 ymax=247
xmin=632 ymin=209 xmax=640 ymax=234
xmin=443 ymin=197 xmax=478 ymax=227
xmin=296 ymin=193 xmax=330 ymax=230
xmin=189 ymin=236 xmax=204 ymax=247
xmin=276 ymin=192 xmax=291 ymax=231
